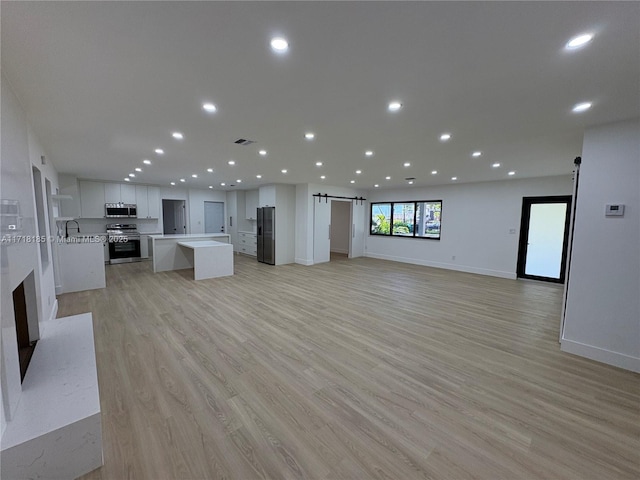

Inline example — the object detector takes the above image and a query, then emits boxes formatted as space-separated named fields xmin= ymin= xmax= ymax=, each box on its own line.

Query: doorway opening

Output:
xmin=162 ymin=199 xmax=186 ymax=235
xmin=517 ymin=196 xmax=571 ymax=283
xmin=313 ymin=198 xmax=365 ymax=264
xmin=330 ymin=200 xmax=350 ymax=259
xmin=204 ymin=201 xmax=225 ymax=234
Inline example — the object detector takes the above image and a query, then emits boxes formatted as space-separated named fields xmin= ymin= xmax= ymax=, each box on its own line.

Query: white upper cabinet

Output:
xmin=135 ymin=185 xmax=160 ymax=219
xmin=135 ymin=186 xmax=149 ymax=218
xmin=147 ymin=186 xmax=160 ymax=219
xmin=79 ymin=181 xmax=105 ymax=218
xmin=245 ymin=190 xmax=259 ymax=220
xmin=121 ymin=184 xmax=136 ymax=204
xmin=104 ymin=183 xmax=121 ymax=203
xmin=104 ymin=183 xmax=136 ymax=204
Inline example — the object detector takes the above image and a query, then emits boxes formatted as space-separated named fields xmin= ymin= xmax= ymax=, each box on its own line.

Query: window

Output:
xmin=370 ymin=200 xmax=442 ymax=240
xmin=415 ymin=201 xmax=441 ymax=238
xmin=392 ymin=203 xmax=415 ymax=236
xmin=370 ymin=202 xmax=391 ymax=235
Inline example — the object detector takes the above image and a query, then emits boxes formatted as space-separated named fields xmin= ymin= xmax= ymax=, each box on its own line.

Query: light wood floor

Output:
xmin=58 ymin=254 xmax=639 ymax=480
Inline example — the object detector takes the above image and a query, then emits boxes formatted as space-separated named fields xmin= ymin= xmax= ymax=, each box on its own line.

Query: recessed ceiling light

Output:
xmin=259 ymin=150 xmax=267 ymax=156
xmin=124 ymin=178 xmax=130 ymax=182
xmin=492 ymin=163 xmax=501 ymax=168
xmin=237 ymin=179 xmax=242 ymax=183
xmin=451 ymin=176 xmax=458 ymax=181
xmin=408 ymin=180 xmax=414 ymax=185
xmin=256 ymin=174 xmax=262 ymax=179
xmin=315 ymin=161 xmax=323 ymax=167
xmin=202 ymin=103 xmax=217 ymax=113
xmin=281 ymin=169 xmax=288 ymax=174
xmin=472 ymin=151 xmax=482 ymax=157
xmin=350 ymin=180 xmax=355 ymax=184
xmin=128 ymin=173 xmax=135 ymax=177
xmin=207 ymin=168 xmax=214 ymax=173
xmin=170 ymin=182 xmax=175 ymax=186
xmin=440 ymin=133 xmax=451 ymax=141
xmin=508 ymin=171 xmax=516 ymax=176
xmin=374 ymin=184 xmax=379 ymax=188
xmin=431 ymin=170 xmax=438 ymax=175
xmin=143 ymin=159 xmax=151 ymax=165
xmin=572 ymin=102 xmax=592 ymax=113
xmin=220 ymin=182 xmax=226 ymax=186
xmin=403 ymin=162 xmax=411 ymax=167
xmin=154 ymin=148 xmax=164 ymax=154
xmin=228 ymin=160 xmax=235 ymax=165
xmin=385 ymin=176 xmax=391 ymax=180
xmin=365 ymin=150 xmax=374 ymax=157
xmin=270 ymin=37 xmax=289 ymax=52
xmin=356 ymin=170 xmax=362 ymax=174
xmin=388 ymin=101 xmax=402 ymax=112
xmin=320 ymin=175 xmax=326 ymax=180
xmin=180 ymin=178 xmax=186 ymax=183
xmin=566 ymin=33 xmax=593 ymax=50
xmin=192 ymin=174 xmax=198 ymax=178
xmin=135 ymin=167 xmax=142 ymax=172
xmin=172 ymin=132 xmax=183 ymax=140
xmin=305 ymin=132 xmax=315 ymax=140
xmin=208 ymin=185 xmax=213 ymax=189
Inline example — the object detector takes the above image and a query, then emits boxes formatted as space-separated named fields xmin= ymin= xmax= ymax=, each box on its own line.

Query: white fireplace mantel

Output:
xmin=1 ymin=313 xmax=103 ymax=479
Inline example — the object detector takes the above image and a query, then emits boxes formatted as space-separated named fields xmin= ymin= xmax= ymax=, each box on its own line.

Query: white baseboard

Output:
xmin=364 ymin=252 xmax=516 ymax=279
xmin=295 ymin=258 xmax=314 ymax=266
xmin=560 ymin=339 xmax=640 ymax=373
xmin=48 ymin=299 xmax=58 ymax=323
xmin=330 ymin=248 xmax=349 ymax=255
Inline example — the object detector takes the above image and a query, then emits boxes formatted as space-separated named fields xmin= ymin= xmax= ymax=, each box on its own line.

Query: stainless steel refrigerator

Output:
xmin=257 ymin=206 xmax=275 ymax=265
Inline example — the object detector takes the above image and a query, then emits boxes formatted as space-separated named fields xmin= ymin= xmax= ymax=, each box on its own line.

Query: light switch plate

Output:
xmin=605 ymin=204 xmax=625 ymax=216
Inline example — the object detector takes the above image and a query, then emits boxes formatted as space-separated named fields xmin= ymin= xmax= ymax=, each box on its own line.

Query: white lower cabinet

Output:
xmin=238 ymin=232 xmax=257 ymax=256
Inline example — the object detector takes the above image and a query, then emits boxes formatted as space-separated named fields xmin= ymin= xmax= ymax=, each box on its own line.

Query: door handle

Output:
xmin=328 ymin=224 xmax=331 ymax=240
xmin=352 ymin=223 xmax=355 ymax=238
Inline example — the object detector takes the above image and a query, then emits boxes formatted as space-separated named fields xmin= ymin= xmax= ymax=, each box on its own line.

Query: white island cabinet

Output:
xmin=149 ymin=233 xmax=231 ymax=273
xmin=58 ymin=241 xmax=106 ymax=293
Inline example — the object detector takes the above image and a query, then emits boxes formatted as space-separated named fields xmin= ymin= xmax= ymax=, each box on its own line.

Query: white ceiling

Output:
xmin=2 ymin=1 xmax=639 ymax=191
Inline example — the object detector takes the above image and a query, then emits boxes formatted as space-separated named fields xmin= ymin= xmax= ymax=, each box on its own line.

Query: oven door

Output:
xmin=109 ymin=237 xmax=141 ymax=264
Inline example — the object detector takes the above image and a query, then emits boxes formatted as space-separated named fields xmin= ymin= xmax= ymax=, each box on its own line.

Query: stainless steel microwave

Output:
xmin=105 ymin=203 xmax=137 ymax=218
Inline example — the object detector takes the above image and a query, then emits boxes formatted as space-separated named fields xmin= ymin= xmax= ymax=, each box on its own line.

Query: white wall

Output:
xmin=295 ymin=184 xmax=313 ymax=265
xmin=365 ymin=175 xmax=573 ymax=278
xmin=562 ymin=119 xmax=640 ymax=372
xmin=330 ymin=200 xmax=351 ymax=254
xmin=1 ymin=77 xmax=58 ymax=434
xmin=275 ymin=184 xmax=296 ymax=265
xmin=188 ymin=189 xmax=226 ymax=234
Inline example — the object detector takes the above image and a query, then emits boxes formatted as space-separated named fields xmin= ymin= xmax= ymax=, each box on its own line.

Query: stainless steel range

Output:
xmin=106 ymin=223 xmax=141 ymax=264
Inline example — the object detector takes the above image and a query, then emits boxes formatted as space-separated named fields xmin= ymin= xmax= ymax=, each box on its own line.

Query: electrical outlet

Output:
xmin=451 ymin=255 xmax=456 ymax=261
xmin=509 ymin=228 xmax=516 ymax=234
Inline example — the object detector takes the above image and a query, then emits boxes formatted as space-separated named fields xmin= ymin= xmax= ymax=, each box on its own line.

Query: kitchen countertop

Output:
xmin=149 ymin=233 xmax=230 ymax=239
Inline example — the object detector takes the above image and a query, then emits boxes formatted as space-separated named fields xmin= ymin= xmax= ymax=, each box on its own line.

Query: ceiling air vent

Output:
xmin=234 ymin=138 xmax=256 ymax=146
xmin=405 ymin=177 xmax=416 ymax=181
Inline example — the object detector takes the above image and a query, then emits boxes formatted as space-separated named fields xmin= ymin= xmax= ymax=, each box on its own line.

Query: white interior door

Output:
xmin=349 ymin=202 xmax=366 ymax=258
xmin=204 ymin=201 xmax=225 ymax=233
xmin=313 ymin=199 xmax=331 ymax=264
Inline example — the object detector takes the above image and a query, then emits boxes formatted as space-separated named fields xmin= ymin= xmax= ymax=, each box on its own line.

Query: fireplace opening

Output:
xmin=13 ymin=280 xmax=37 ymax=382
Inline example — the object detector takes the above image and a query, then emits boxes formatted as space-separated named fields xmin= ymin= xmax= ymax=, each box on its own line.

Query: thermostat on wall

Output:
xmin=605 ymin=204 xmax=625 ymax=216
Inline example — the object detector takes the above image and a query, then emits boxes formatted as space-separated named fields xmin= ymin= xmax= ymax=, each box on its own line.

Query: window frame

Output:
xmin=369 ymin=200 xmax=442 ymax=240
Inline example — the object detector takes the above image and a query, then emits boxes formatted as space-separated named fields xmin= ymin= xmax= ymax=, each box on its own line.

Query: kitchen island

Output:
xmin=149 ymin=233 xmax=231 ymax=275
